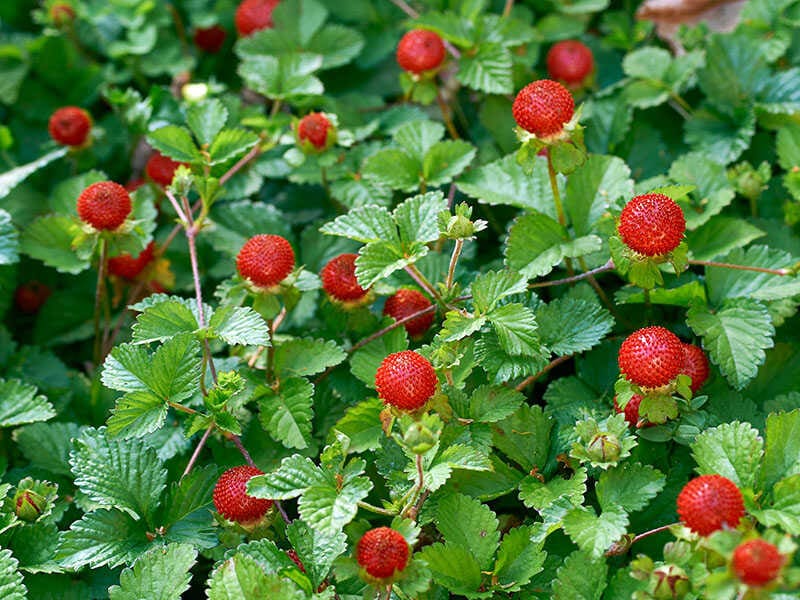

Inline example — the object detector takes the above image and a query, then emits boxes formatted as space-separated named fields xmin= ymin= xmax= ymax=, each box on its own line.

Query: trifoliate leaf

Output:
xmin=57 ymin=509 xmax=151 ymax=569
xmin=536 ymin=298 xmax=614 ymax=356
xmin=108 ymin=543 xmax=197 ymax=600
xmin=691 ymin=421 xmax=763 ymax=489
xmin=595 ymin=463 xmax=666 ymax=513
xmin=0 ymin=378 xmax=55 ymax=428
xmin=436 ymin=493 xmax=499 ymax=570
xmin=256 ymin=378 xmax=314 ymax=450
xmin=562 ymin=506 xmax=629 ymax=558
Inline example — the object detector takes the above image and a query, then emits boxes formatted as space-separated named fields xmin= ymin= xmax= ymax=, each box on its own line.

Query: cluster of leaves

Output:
xmin=0 ymin=0 xmax=799 ymax=598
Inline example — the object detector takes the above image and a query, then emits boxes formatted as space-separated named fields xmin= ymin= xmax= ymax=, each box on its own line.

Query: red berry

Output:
xmin=213 ymin=465 xmax=273 ymax=524
xmin=613 ymin=394 xmax=648 ymax=428
xmin=76 ymin=181 xmax=132 ymax=231
xmin=512 ymin=80 xmax=574 ymax=139
xmin=320 ymin=253 xmax=367 ymax=302
xmin=618 ymin=326 xmax=684 ymax=389
xmin=194 ymin=24 xmax=227 ymax=53
xmin=732 ymin=539 xmax=783 ymax=587
xmin=235 ymin=0 xmax=280 ymax=37
xmin=145 ymin=152 xmax=187 ymax=188
xmin=383 ymin=289 xmax=434 ymax=337
xmin=676 ymin=474 xmax=745 ymax=536
xmin=287 ymin=549 xmax=306 ymax=573
xmin=356 ymin=527 xmax=409 ymax=579
xmin=297 ymin=113 xmax=333 ymax=151
xmin=14 ymin=282 xmax=51 ymax=314
xmin=375 ymin=350 xmax=437 ymax=411
xmin=236 ymin=234 xmax=295 ymax=288
xmin=50 ymin=3 xmax=76 ymax=27
xmin=396 ymin=29 xmax=446 ymax=74
xmin=125 ymin=178 xmax=145 ymax=192
xmin=546 ymin=40 xmax=594 ymax=86
xmin=681 ymin=343 xmax=710 ymax=393
xmin=108 ymin=241 xmax=156 ymax=280
xmin=618 ymin=193 xmax=686 ymax=257
xmin=48 ymin=106 xmax=91 ymax=147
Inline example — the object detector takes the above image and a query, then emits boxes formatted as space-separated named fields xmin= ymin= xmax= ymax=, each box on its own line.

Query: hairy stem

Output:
xmin=220 ymin=143 xmax=262 ymax=186
xmin=502 ymin=0 xmax=514 ymax=17
xmin=357 ymin=500 xmax=397 ymax=516
xmin=274 ymin=500 xmax=292 ymax=525
xmin=405 ymin=264 xmax=445 ymax=307
xmin=93 ymin=238 xmax=109 ymax=366
xmin=446 ymin=239 xmax=464 ymax=290
xmin=632 ymin=522 xmax=679 ymax=545
xmin=437 ymin=90 xmax=460 ymax=140
xmin=515 ymin=354 xmax=572 ymax=392
xmin=688 ymin=259 xmax=791 ymax=276
xmin=546 ymin=152 xmax=574 ymax=276
xmin=230 ymin=434 xmax=257 ymax=467
xmin=182 ymin=424 xmax=214 ymax=478
xmin=528 ymin=259 xmax=615 ymax=289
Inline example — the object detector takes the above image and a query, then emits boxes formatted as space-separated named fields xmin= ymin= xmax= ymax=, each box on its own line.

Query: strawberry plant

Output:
xmin=1 ymin=0 xmax=800 ymax=598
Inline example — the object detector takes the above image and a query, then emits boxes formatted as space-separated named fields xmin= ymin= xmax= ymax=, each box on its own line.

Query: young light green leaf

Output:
xmin=107 ymin=391 xmax=169 ymax=440
xmin=186 ymin=99 xmax=228 ymax=147
xmin=393 ymin=191 xmax=447 ymax=245
xmin=108 ymin=543 xmax=197 ymax=600
xmin=208 ymin=305 xmax=269 ymax=346
xmin=297 ymin=459 xmax=372 ymax=534
xmin=692 ymin=421 xmax=763 ymax=488
xmin=131 ymin=299 xmax=198 ymax=344
xmin=0 ymin=378 xmax=55 ymax=427
xmin=471 ymin=270 xmax=528 ymax=314
xmin=247 ymin=455 xmax=323 ymax=500
xmin=319 ymin=205 xmax=397 ymax=243
xmin=208 ymin=129 xmax=260 ymax=165
xmin=457 ymin=43 xmax=512 ymax=94
xmin=237 ymin=53 xmax=323 ymax=100
xmin=488 ymin=303 xmax=541 ymax=356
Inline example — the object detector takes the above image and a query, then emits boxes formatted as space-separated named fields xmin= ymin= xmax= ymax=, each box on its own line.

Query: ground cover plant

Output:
xmin=0 ymin=0 xmax=800 ymax=597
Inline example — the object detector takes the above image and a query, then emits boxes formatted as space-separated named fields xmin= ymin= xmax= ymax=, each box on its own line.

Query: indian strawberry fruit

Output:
xmin=48 ymin=106 xmax=91 ymax=147
xmin=375 ymin=350 xmax=437 ymax=411
xmin=676 ymin=474 xmax=745 ymax=536
xmin=297 ymin=112 xmax=335 ymax=152
xmin=235 ymin=0 xmax=280 ymax=37
xmin=512 ymin=79 xmax=575 ymax=139
xmin=681 ymin=343 xmax=710 ymax=393
xmin=194 ymin=24 xmax=227 ymax=53
xmin=614 ymin=394 xmax=648 ymax=428
xmin=145 ymin=152 xmax=187 ymax=187
xmin=213 ymin=465 xmax=273 ymax=524
xmin=732 ymin=539 xmax=783 ymax=587
xmin=14 ymin=282 xmax=51 ymax=314
xmin=396 ymin=29 xmax=446 ymax=74
xmin=108 ymin=241 xmax=156 ymax=280
xmin=236 ymin=234 xmax=295 ymax=288
xmin=356 ymin=527 xmax=409 ymax=579
xmin=77 ymin=181 xmax=132 ymax=231
xmin=546 ymin=40 xmax=594 ymax=87
xmin=320 ymin=253 xmax=367 ymax=302
xmin=383 ymin=289 xmax=434 ymax=337
xmin=618 ymin=193 xmax=686 ymax=257
xmin=618 ymin=326 xmax=684 ymax=389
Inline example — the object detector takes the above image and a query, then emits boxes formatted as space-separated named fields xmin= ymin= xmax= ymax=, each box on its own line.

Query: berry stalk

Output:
xmin=182 ymin=423 xmax=214 ymax=479
xmin=445 ymin=239 xmax=463 ymax=290
xmin=92 ymin=238 xmax=109 ymax=365
xmin=688 ymin=259 xmax=792 ymax=276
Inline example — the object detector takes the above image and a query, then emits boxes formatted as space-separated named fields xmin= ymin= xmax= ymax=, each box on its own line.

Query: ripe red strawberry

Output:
xmin=50 ymin=3 xmax=76 ymax=27
xmin=356 ymin=527 xmax=409 ymax=579
xmin=213 ymin=465 xmax=273 ymax=524
xmin=512 ymin=80 xmax=575 ymax=139
xmin=194 ymin=24 xmax=227 ymax=53
xmin=618 ymin=193 xmax=686 ymax=257
xmin=732 ymin=539 xmax=784 ymax=587
xmin=235 ymin=0 xmax=280 ymax=37
xmin=396 ymin=29 xmax=446 ymax=74
xmin=14 ymin=282 xmax=51 ymax=314
xmin=681 ymin=343 xmax=710 ymax=393
xmin=546 ymin=40 xmax=594 ymax=86
xmin=125 ymin=178 xmax=145 ymax=192
xmin=77 ymin=181 xmax=132 ymax=231
xmin=237 ymin=234 xmax=295 ymax=288
xmin=48 ymin=106 xmax=91 ymax=147
xmin=375 ymin=350 xmax=437 ymax=411
xmin=108 ymin=241 xmax=156 ymax=280
xmin=320 ymin=253 xmax=367 ymax=302
xmin=613 ymin=394 xmax=650 ymax=428
xmin=676 ymin=474 xmax=745 ymax=536
xmin=297 ymin=113 xmax=334 ymax=152
xmin=618 ymin=326 xmax=684 ymax=389
xmin=383 ymin=289 xmax=434 ymax=337
xmin=145 ymin=152 xmax=187 ymax=187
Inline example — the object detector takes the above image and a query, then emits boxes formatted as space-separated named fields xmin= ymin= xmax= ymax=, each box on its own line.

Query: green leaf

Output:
xmin=776 ymin=122 xmax=800 ymax=170
xmin=691 ymin=422 xmax=763 ymax=489
xmin=705 ymin=246 xmax=800 ymax=305
xmin=58 ymin=509 xmax=151 ymax=569
xmin=70 ymin=428 xmax=167 ymax=522
xmin=14 ymin=422 xmax=84 ymax=477
xmin=186 ymin=99 xmax=228 ymax=147
xmin=207 ymin=554 xmax=305 ymax=600
xmin=146 ymin=125 xmax=202 ymax=164
xmin=238 ymin=53 xmax=324 ymax=100
xmin=565 ymin=154 xmax=633 ymax=236
xmin=206 ymin=201 xmax=290 ymax=257
xmin=413 ymin=11 xmax=475 ymax=47
xmin=394 ymin=120 xmax=445 ymax=162
xmin=475 ymin=331 xmax=549 ymax=383
xmin=107 ymin=391 xmax=169 ymax=440
xmin=131 ymin=299 xmax=198 ymax=344
xmin=108 ymin=543 xmax=197 ymax=600
xmin=330 ymin=398 xmax=384 ymax=452
xmin=684 ymin=107 xmax=755 ymax=165
xmin=493 ymin=525 xmax=546 ymax=591
xmin=670 ymin=152 xmax=734 ymax=230
xmin=393 ymin=191 xmax=448 ymax=245
xmin=20 ymin=215 xmax=93 ymax=274
xmin=285 ymin=520 xmax=347 ymax=590
xmin=273 ymin=338 xmax=345 ymax=378
xmin=686 ymin=216 xmax=765 ymax=261
xmin=162 ymin=465 xmax=216 ymax=548
xmin=562 ymin=506 xmax=628 ymax=558
xmin=762 ymin=409 xmax=800 ymax=489
xmin=488 ymin=303 xmax=540 ymax=356
xmin=247 ymin=455 xmax=323 ymax=500
xmin=687 ymin=299 xmax=774 ymax=390
xmin=0 ymin=148 xmax=67 ymax=201
xmin=257 ymin=378 xmax=314 ymax=450
xmin=0 ymin=210 xmax=18 ymax=265
xmin=424 ymin=444 xmax=492 ymax=492
xmin=536 ymin=298 xmax=614 ymax=356
xmin=468 ymin=385 xmax=524 ymax=423
xmin=440 ymin=312 xmax=487 ymax=342
xmin=319 ymin=205 xmax=397 ymax=243
xmin=0 ymin=378 xmax=55 ymax=427
xmin=355 ymin=241 xmax=426 ymax=288
xmin=418 ymin=543 xmax=483 ymax=596
xmin=552 ymin=549 xmax=608 ymax=600
xmin=208 ymin=306 xmax=269 ymax=346
xmin=471 ymin=270 xmax=528 ymax=313
xmin=505 ymin=213 xmax=602 ymax=278
xmin=519 ymin=468 xmax=588 ymax=511
xmin=492 ymin=405 xmax=552 ymax=472
xmin=208 ymin=129 xmax=260 ymax=165
xmin=623 ymin=47 xmax=672 ymax=81
xmin=458 ymin=43 xmax=512 ymax=94
xmin=423 ymin=140 xmax=476 ymax=187
xmin=0 ymin=548 xmax=25 ymax=600
xmin=596 ymin=463 xmax=666 ymax=513
xmin=751 ymin=473 xmax=800 ymax=535
xmin=698 ymin=34 xmax=767 ymax=115
xmin=436 ymin=493 xmax=500 ymax=569
xmin=299 ymin=459 xmax=372 ymax=534
xmin=361 ymin=149 xmax=420 ymax=192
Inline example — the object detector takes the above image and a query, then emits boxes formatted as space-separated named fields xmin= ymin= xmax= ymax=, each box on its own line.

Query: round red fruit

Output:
xmin=732 ymin=539 xmax=783 ymax=587
xmin=614 ymin=394 xmax=648 ymax=428
xmin=194 ymin=24 xmax=227 ymax=53
xmin=48 ymin=106 xmax=91 ymax=147
xmin=618 ymin=326 xmax=684 ymax=389
xmin=383 ymin=289 xmax=434 ymax=337
xmin=235 ymin=0 xmax=280 ymax=37
xmin=297 ymin=112 xmax=333 ymax=151
xmin=236 ymin=234 xmax=295 ymax=288
xmin=321 ymin=253 xmax=367 ymax=302
xmin=145 ymin=152 xmax=187 ymax=187
xmin=618 ymin=193 xmax=686 ymax=257
xmin=213 ymin=465 xmax=273 ymax=524
xmin=357 ymin=527 xmax=409 ymax=579
xmin=108 ymin=241 xmax=156 ymax=280
xmin=77 ymin=181 xmax=132 ymax=231
xmin=396 ymin=29 xmax=446 ymax=74
xmin=375 ymin=350 xmax=437 ymax=411
xmin=512 ymin=79 xmax=575 ymax=139
xmin=14 ymin=282 xmax=51 ymax=314
xmin=681 ymin=343 xmax=710 ymax=393
xmin=676 ymin=474 xmax=745 ymax=536
xmin=546 ymin=40 xmax=594 ymax=86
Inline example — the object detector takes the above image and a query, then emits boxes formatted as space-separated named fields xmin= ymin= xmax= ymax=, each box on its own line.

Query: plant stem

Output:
xmin=274 ymin=500 xmax=292 ymax=525
xmin=528 ymin=259 xmax=615 ymax=289
xmin=357 ymin=500 xmax=397 ymax=516
xmin=436 ymin=90 xmax=460 ymax=140
xmin=182 ymin=424 xmax=214 ymax=478
xmin=269 ymin=100 xmax=282 ymax=118
xmin=164 ymin=190 xmax=189 ymax=224
xmin=93 ymin=238 xmax=109 ymax=366
xmin=168 ymin=401 xmax=201 ymax=416
xmin=230 ymin=434 xmax=257 ymax=467
xmin=515 ymin=354 xmax=572 ymax=391
xmin=350 ymin=305 xmax=438 ymax=354
xmin=502 ymin=0 xmax=514 ymax=17
xmin=631 ymin=522 xmax=679 ymax=545
xmin=546 ymin=152 xmax=574 ymax=276
xmin=577 ymin=256 xmax=620 ymax=319
xmin=220 ymin=143 xmax=262 ymax=186
xmin=688 ymin=259 xmax=791 ymax=276
xmin=445 ymin=239 xmax=463 ymax=290
xmin=404 ymin=264 xmax=445 ymax=306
